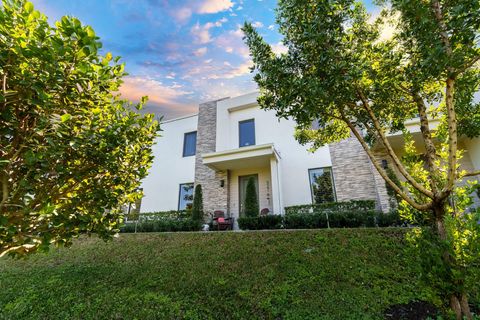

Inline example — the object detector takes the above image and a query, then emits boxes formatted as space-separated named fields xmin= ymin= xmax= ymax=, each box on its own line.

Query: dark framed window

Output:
xmin=308 ymin=167 xmax=336 ymax=204
xmin=178 ymin=183 xmax=194 ymax=210
xmin=183 ymin=131 xmax=197 ymax=157
xmin=239 ymin=119 xmax=255 ymax=147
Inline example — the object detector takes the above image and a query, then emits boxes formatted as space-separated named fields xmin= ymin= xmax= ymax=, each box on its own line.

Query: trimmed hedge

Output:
xmin=120 ymin=218 xmax=202 ymax=233
xmin=284 ymin=200 xmax=376 ymax=215
xmin=238 ymin=215 xmax=283 ymax=230
xmin=238 ymin=211 xmax=403 ymax=230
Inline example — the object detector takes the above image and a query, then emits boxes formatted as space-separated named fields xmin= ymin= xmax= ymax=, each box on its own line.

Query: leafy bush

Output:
xmin=244 ymin=177 xmax=259 ymax=217
xmin=283 ymin=212 xmax=328 ymax=229
xmin=284 ymin=200 xmax=376 ymax=215
xmin=120 ymin=218 xmax=202 ymax=233
xmin=238 ymin=215 xmax=283 ymax=230
xmin=192 ymin=185 xmax=204 ymax=221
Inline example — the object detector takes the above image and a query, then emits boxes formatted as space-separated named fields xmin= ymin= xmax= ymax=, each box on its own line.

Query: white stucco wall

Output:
xmin=465 ymin=137 xmax=480 ymax=171
xmin=140 ymin=114 xmax=198 ymax=212
xmin=216 ymin=92 xmax=332 ymax=209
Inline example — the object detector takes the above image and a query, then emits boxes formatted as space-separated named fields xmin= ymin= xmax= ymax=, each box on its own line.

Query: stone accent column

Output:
xmin=194 ymin=99 xmax=229 ymax=216
xmin=329 ymin=135 xmax=379 ymax=208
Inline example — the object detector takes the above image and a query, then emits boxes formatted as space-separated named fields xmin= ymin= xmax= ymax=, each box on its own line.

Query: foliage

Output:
xmin=191 ymin=184 xmax=204 ymax=221
xmin=284 ymin=200 xmax=376 ymax=215
xmin=0 ymin=0 xmax=159 ymax=256
xmin=0 ymin=229 xmax=448 ymax=319
xmin=120 ymin=219 xmax=202 ymax=233
xmin=132 ymin=210 xmax=190 ymax=221
xmin=243 ymin=177 xmax=259 ymax=217
xmin=243 ymin=0 xmax=479 ymax=316
xmin=237 ymin=215 xmax=283 ymax=230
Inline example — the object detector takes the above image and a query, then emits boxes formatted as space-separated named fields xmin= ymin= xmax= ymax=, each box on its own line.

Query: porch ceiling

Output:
xmin=202 ymin=143 xmax=280 ymax=171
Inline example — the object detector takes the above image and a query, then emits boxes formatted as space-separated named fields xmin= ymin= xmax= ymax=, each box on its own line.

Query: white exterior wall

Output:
xmin=465 ymin=137 xmax=480 ymax=171
xmin=140 ymin=114 xmax=198 ymax=212
xmin=216 ymin=92 xmax=332 ymax=209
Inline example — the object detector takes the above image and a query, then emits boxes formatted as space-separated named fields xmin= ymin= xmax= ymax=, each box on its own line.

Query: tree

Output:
xmin=243 ymin=0 xmax=479 ymax=318
xmin=192 ymin=184 xmax=204 ymax=221
xmin=244 ymin=177 xmax=259 ymax=217
xmin=0 ymin=1 xmax=159 ymax=257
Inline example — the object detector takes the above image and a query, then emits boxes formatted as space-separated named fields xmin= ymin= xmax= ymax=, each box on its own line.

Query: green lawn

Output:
xmin=0 ymin=229 xmax=434 ymax=319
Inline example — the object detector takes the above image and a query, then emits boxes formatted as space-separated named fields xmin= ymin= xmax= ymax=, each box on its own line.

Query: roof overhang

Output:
xmin=202 ymin=143 xmax=280 ymax=171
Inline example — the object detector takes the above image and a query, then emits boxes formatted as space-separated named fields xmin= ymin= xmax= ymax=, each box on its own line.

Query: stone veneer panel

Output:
xmin=194 ymin=99 xmax=229 ymax=216
xmin=329 ymin=135 xmax=380 ymax=208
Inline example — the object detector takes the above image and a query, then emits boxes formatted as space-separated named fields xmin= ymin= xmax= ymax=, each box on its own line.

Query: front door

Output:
xmin=239 ymin=174 xmax=259 ymax=216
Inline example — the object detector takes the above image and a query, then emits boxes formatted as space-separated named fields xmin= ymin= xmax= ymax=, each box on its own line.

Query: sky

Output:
xmin=30 ymin=0 xmax=376 ymax=120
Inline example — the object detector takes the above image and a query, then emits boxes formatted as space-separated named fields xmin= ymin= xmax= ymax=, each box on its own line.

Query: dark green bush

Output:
xmin=238 ymin=215 xmax=283 ymax=230
xmin=244 ymin=177 xmax=259 ymax=217
xmin=285 ymin=200 xmax=376 ymax=215
xmin=376 ymin=211 xmax=405 ymax=227
xmin=120 ymin=218 xmax=202 ymax=233
xmin=283 ymin=212 xmax=328 ymax=229
xmin=192 ymin=185 xmax=204 ymax=221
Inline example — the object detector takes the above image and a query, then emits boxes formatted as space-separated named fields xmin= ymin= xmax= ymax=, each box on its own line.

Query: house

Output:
xmin=140 ymin=92 xmax=480 ymax=223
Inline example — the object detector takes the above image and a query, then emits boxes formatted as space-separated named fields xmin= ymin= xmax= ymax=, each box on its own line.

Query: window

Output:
xmin=183 ymin=131 xmax=197 ymax=157
xmin=308 ymin=167 xmax=336 ymax=204
xmin=178 ymin=183 xmax=194 ymax=210
xmin=239 ymin=119 xmax=255 ymax=147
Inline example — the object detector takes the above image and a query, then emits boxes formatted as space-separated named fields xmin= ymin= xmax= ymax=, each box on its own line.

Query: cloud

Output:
xmin=268 ymin=24 xmax=275 ymax=30
xmin=171 ymin=7 xmax=193 ymax=23
xmin=197 ymin=0 xmax=234 ymax=14
xmin=119 ymin=76 xmax=196 ymax=118
xmin=190 ymin=18 xmax=228 ymax=44
xmin=209 ymin=60 xmax=253 ymax=79
xmin=194 ymin=47 xmax=208 ymax=57
xmin=252 ymin=21 xmax=264 ymax=28
xmin=271 ymin=42 xmax=288 ymax=55
xmin=215 ymin=26 xmax=250 ymax=58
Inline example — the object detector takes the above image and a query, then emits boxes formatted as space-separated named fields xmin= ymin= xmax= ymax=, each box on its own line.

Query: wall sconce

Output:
xmin=220 ymin=179 xmax=225 ymax=188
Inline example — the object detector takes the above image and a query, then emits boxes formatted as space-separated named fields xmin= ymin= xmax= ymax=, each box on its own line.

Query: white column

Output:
xmin=270 ymin=157 xmax=283 ymax=215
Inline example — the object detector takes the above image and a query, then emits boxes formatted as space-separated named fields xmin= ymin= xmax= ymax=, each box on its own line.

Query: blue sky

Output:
xmin=31 ymin=0 xmax=376 ymax=119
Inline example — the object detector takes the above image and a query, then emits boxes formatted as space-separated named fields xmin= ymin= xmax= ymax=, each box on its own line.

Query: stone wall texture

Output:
xmin=329 ymin=134 xmax=380 ymax=208
xmin=194 ymin=100 xmax=229 ymax=216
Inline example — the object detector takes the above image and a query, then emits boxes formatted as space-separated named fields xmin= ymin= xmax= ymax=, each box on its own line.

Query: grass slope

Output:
xmin=0 ymin=229 xmax=431 ymax=319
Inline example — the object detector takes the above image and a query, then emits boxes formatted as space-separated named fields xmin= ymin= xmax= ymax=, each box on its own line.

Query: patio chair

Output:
xmin=260 ymin=208 xmax=270 ymax=216
xmin=212 ymin=210 xmax=233 ymax=231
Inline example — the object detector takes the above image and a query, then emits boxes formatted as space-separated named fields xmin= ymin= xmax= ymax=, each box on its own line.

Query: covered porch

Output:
xmin=202 ymin=143 xmax=283 ymax=227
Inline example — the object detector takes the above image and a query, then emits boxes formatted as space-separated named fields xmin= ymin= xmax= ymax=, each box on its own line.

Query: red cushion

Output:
xmin=218 ymin=217 xmax=225 ymax=223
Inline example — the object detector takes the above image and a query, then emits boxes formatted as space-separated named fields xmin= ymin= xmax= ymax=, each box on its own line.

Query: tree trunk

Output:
xmin=433 ymin=204 xmax=472 ymax=320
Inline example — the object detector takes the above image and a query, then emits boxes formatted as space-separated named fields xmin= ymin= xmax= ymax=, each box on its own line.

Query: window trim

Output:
xmin=178 ymin=183 xmax=194 ymax=210
xmin=238 ymin=118 xmax=256 ymax=148
xmin=308 ymin=167 xmax=337 ymax=204
xmin=182 ymin=131 xmax=197 ymax=157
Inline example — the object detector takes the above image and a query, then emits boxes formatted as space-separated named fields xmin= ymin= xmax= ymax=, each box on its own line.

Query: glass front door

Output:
xmin=239 ymin=174 xmax=258 ymax=216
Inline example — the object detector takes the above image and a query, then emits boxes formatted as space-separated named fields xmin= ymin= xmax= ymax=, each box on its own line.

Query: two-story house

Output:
xmin=140 ymin=92 xmax=480 ymax=224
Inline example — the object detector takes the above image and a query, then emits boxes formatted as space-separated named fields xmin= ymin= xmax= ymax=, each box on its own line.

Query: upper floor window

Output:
xmin=183 ymin=131 xmax=197 ymax=157
xmin=239 ymin=119 xmax=255 ymax=147
xmin=178 ymin=183 xmax=194 ymax=210
xmin=308 ymin=167 xmax=336 ymax=204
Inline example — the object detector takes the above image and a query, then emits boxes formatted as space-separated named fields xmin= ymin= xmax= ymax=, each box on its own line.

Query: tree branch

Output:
xmin=340 ymin=109 xmax=432 ymax=211
xmin=461 ymin=170 xmax=480 ymax=178
xmin=412 ymin=89 xmax=440 ymax=194
xmin=355 ymin=86 xmax=435 ymax=199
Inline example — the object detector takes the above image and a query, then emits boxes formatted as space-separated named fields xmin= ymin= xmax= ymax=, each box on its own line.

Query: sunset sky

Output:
xmin=31 ymin=0 xmax=377 ymax=119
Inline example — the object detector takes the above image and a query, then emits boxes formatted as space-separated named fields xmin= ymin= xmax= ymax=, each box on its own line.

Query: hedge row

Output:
xmin=238 ymin=211 xmax=404 ymax=230
xmin=284 ymin=200 xmax=376 ymax=215
xmin=120 ymin=218 xmax=202 ymax=233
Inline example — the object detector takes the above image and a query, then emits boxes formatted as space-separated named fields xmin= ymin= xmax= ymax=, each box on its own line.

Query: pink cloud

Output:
xmin=197 ymin=0 xmax=234 ymax=14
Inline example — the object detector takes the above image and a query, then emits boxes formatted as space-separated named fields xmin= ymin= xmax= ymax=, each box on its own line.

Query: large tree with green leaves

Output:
xmin=243 ymin=0 xmax=479 ymax=318
xmin=0 ymin=1 xmax=159 ymax=257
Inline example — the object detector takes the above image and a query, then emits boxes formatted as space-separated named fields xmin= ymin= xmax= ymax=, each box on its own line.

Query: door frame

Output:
xmin=238 ymin=174 xmax=259 ymax=216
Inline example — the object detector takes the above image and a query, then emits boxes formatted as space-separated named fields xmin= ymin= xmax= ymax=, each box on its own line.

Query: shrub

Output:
xmin=283 ymin=213 xmax=328 ymax=229
xmin=238 ymin=215 xmax=283 ymax=230
xmin=120 ymin=218 xmax=202 ymax=233
xmin=192 ymin=185 xmax=204 ymax=221
xmin=284 ymin=200 xmax=376 ymax=215
xmin=244 ymin=177 xmax=259 ymax=217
